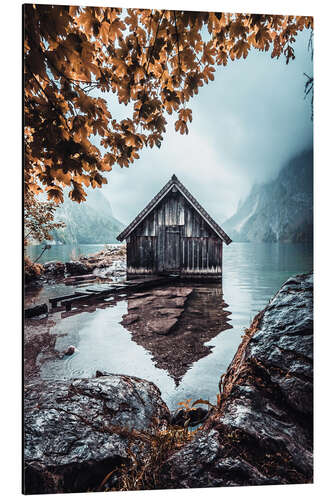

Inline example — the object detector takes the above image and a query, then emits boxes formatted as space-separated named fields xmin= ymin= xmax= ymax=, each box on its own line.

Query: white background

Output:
xmin=1 ymin=0 xmax=331 ymax=499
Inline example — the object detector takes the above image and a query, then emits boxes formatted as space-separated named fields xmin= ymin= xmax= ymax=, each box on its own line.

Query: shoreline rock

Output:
xmin=24 ymin=374 xmax=170 ymax=494
xmin=43 ymin=261 xmax=65 ymax=277
xmin=65 ymin=260 xmax=92 ymax=276
xmin=23 ymin=272 xmax=313 ymax=492
xmin=159 ymin=272 xmax=313 ymax=487
xmin=25 ymin=245 xmax=127 ymax=285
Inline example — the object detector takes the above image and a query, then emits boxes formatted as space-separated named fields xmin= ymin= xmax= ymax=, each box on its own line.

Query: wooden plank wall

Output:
xmin=127 ymin=236 xmax=156 ymax=275
xmin=181 ymin=237 xmax=222 ymax=274
xmin=134 ymin=191 xmax=213 ymax=237
xmin=126 ymin=190 xmax=223 ymax=275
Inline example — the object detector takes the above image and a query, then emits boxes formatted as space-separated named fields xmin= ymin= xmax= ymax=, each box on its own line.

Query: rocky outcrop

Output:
xmin=65 ymin=260 xmax=92 ymax=276
xmin=23 ymin=274 xmax=313 ymax=492
xmin=24 ymin=374 xmax=170 ymax=494
xmin=160 ymin=273 xmax=313 ymax=487
xmin=43 ymin=261 xmax=65 ymax=277
xmin=170 ymin=407 xmax=209 ymax=427
xmin=65 ymin=246 xmax=127 ymax=279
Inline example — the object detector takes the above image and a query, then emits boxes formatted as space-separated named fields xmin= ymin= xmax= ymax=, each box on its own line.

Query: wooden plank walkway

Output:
xmin=49 ymin=274 xmax=180 ymax=311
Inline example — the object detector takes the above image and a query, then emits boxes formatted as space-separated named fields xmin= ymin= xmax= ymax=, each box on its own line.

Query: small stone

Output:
xmin=64 ymin=345 xmax=76 ymax=356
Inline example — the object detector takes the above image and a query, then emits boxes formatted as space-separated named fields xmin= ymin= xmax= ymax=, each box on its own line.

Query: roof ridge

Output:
xmin=117 ymin=176 xmax=232 ymax=244
xmin=173 ymin=177 xmax=232 ymax=244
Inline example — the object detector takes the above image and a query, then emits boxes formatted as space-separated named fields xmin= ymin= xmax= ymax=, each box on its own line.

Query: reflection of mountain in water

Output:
xmin=121 ymin=285 xmax=232 ymax=385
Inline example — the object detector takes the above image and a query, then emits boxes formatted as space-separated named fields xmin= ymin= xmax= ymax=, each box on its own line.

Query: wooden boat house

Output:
xmin=117 ymin=175 xmax=232 ymax=281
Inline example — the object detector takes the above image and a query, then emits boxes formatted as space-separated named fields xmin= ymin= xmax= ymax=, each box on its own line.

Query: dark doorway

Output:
xmin=157 ymin=226 xmax=181 ymax=272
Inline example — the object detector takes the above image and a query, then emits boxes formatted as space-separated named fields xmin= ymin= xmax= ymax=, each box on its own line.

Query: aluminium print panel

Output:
xmin=23 ymin=2 xmax=313 ymax=494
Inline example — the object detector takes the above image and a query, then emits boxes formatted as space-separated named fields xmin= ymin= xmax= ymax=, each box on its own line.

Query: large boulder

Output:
xmin=24 ymin=374 xmax=170 ymax=494
xmin=43 ymin=261 xmax=65 ymax=277
xmin=65 ymin=260 xmax=92 ymax=276
xmin=160 ymin=273 xmax=313 ymax=488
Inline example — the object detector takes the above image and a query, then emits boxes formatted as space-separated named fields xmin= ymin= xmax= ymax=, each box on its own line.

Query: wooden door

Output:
xmin=157 ymin=226 xmax=181 ymax=272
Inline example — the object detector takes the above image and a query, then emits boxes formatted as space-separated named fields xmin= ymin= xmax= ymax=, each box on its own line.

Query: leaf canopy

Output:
xmin=24 ymin=5 xmax=313 ymax=203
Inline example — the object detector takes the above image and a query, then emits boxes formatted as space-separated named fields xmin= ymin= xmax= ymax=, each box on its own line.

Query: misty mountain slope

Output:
xmin=51 ymin=188 xmax=124 ymax=244
xmin=223 ymin=150 xmax=313 ymax=243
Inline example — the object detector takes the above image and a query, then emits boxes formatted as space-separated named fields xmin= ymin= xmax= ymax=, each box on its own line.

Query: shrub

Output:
xmin=24 ymin=256 xmax=44 ymax=283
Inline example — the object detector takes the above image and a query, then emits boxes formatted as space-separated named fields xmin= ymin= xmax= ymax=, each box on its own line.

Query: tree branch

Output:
xmin=173 ymin=11 xmax=182 ymax=79
xmin=26 ymin=64 xmax=72 ymax=133
xmin=146 ymin=10 xmax=165 ymax=75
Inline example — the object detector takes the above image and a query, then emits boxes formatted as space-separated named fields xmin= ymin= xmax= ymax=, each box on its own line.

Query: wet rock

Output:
xmin=64 ymin=345 xmax=76 ymax=356
xmin=160 ymin=273 xmax=313 ymax=487
xmin=43 ymin=261 xmax=65 ymax=277
xmin=24 ymin=374 xmax=170 ymax=494
xmin=65 ymin=261 xmax=92 ymax=276
xmin=95 ymin=370 xmax=110 ymax=377
xmin=24 ymin=303 xmax=48 ymax=319
xmin=170 ymin=407 xmax=209 ymax=427
xmin=80 ymin=248 xmax=126 ymax=276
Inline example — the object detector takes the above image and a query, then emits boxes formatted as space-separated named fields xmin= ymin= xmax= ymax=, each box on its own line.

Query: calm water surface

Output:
xmin=26 ymin=243 xmax=118 ymax=263
xmin=29 ymin=243 xmax=313 ymax=410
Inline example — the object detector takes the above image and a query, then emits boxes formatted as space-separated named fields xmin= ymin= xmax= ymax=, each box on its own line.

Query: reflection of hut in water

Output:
xmin=117 ymin=175 xmax=232 ymax=281
xmin=121 ymin=284 xmax=232 ymax=385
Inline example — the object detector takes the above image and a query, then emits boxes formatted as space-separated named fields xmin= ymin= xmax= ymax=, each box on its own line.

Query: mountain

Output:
xmin=223 ymin=150 xmax=313 ymax=243
xmin=51 ymin=188 xmax=124 ymax=244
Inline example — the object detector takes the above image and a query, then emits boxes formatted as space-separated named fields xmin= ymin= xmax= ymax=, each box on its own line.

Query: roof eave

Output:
xmin=116 ymin=176 xmax=232 ymax=244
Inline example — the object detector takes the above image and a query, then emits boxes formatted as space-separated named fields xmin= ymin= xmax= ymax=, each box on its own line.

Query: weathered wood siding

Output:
xmin=126 ymin=190 xmax=223 ymax=278
xmin=127 ymin=236 xmax=156 ymax=275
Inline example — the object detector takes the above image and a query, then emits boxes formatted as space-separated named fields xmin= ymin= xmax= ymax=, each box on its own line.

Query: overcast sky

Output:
xmin=96 ymin=28 xmax=313 ymax=225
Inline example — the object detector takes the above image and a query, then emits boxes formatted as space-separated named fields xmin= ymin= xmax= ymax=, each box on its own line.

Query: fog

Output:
xmin=98 ymin=29 xmax=313 ymax=225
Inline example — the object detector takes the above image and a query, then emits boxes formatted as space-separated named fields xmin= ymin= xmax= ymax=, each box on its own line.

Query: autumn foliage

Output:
xmin=24 ymin=256 xmax=44 ymax=283
xmin=24 ymin=5 xmax=313 ymax=203
xmin=24 ymin=189 xmax=65 ymax=245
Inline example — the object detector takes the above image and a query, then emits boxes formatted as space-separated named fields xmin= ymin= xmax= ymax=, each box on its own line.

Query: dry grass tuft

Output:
xmin=98 ymin=417 xmax=197 ymax=492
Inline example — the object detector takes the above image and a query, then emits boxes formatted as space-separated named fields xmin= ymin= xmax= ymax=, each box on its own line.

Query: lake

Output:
xmin=26 ymin=242 xmax=313 ymax=411
xmin=26 ymin=243 xmax=119 ymax=264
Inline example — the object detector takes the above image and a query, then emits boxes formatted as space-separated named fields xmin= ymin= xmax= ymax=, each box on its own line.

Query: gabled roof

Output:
xmin=117 ymin=174 xmax=232 ymax=244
